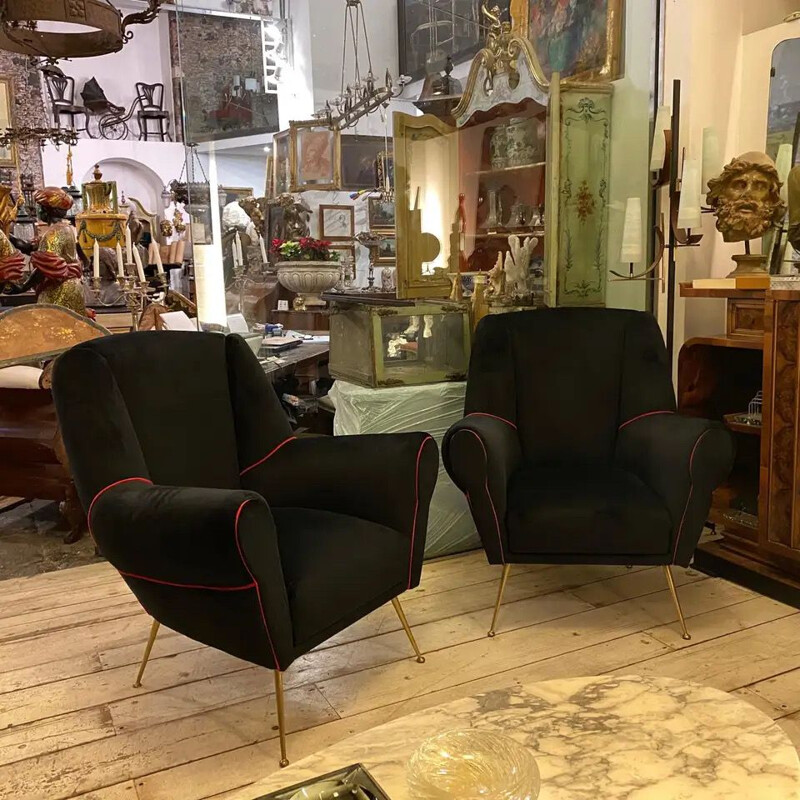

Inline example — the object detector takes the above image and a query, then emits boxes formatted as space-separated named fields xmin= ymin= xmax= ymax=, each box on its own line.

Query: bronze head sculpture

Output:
xmin=706 ymin=151 xmax=785 ymax=243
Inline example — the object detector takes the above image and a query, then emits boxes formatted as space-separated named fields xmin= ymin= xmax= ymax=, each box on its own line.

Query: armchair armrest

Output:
xmin=89 ymin=479 xmax=293 ymax=667
xmin=442 ymin=414 xmax=522 ymax=564
xmin=615 ymin=413 xmax=735 ymax=566
xmin=240 ymin=434 xmax=439 ymax=583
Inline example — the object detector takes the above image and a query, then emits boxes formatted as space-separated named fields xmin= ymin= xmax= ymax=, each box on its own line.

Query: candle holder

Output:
xmin=117 ymin=269 xmax=149 ymax=331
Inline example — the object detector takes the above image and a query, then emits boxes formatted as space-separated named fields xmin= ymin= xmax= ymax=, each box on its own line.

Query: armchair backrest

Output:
xmin=46 ymin=73 xmax=74 ymax=106
xmin=52 ymin=331 xmax=292 ymax=509
xmin=136 ymin=82 xmax=164 ymax=111
xmin=465 ymin=308 xmax=675 ymax=467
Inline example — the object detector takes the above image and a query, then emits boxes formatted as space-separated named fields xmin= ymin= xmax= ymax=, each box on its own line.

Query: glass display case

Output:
xmin=394 ymin=14 xmax=612 ymax=308
xmin=329 ymin=299 xmax=471 ymax=388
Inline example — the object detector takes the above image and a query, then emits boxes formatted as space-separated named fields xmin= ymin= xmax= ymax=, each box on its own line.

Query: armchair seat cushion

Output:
xmin=273 ymin=507 xmax=408 ymax=647
xmin=507 ymin=466 xmax=672 ymax=557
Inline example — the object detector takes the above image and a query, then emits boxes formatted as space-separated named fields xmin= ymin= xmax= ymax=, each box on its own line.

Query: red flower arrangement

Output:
xmin=271 ymin=237 xmax=339 ymax=262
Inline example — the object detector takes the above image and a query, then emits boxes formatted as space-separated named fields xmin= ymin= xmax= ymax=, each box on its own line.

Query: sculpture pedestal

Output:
xmin=727 ymin=253 xmax=768 ymax=277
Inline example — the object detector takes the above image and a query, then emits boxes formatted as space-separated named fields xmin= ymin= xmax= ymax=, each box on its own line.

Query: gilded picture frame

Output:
xmin=274 ymin=131 xmax=292 ymax=195
xmin=0 ymin=79 xmax=15 ymax=167
xmin=510 ymin=0 xmax=624 ymax=81
xmin=264 ymin=153 xmax=275 ymax=198
xmin=289 ymin=120 xmax=341 ymax=192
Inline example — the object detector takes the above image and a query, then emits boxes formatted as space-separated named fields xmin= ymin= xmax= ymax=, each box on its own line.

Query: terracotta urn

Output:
xmin=276 ymin=260 xmax=341 ymax=309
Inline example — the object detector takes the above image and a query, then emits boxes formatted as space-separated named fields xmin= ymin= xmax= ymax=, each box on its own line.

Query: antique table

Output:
xmin=241 ymin=674 xmax=800 ymax=799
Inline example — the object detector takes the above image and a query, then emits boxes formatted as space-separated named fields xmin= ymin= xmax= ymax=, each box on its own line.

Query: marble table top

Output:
xmin=242 ymin=674 xmax=800 ymax=800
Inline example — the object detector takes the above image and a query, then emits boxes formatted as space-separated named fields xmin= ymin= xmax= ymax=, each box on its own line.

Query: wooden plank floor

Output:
xmin=2 ymin=553 xmax=800 ymax=800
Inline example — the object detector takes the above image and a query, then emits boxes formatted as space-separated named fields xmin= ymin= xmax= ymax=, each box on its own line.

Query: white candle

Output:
xmin=235 ymin=231 xmax=243 ymax=266
xmin=132 ymin=245 xmax=146 ymax=283
xmin=701 ymin=127 xmax=722 ymax=190
xmin=125 ymin=226 xmax=133 ymax=265
xmin=650 ymin=106 xmax=671 ymax=172
xmin=153 ymin=241 xmax=165 ymax=274
xmin=258 ymin=234 xmax=268 ymax=264
xmin=677 ymin=158 xmax=703 ymax=230
xmin=231 ymin=239 xmax=240 ymax=268
xmin=92 ymin=239 xmax=100 ymax=280
xmin=620 ymin=197 xmax=643 ymax=264
xmin=776 ymin=143 xmax=793 ymax=205
xmin=115 ymin=242 xmax=125 ymax=277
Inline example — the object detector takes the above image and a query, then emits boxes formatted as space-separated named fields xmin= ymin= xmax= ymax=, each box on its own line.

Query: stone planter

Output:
xmin=276 ymin=260 xmax=341 ymax=309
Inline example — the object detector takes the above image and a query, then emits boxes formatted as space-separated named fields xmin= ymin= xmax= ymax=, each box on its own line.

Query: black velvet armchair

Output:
xmin=443 ymin=308 xmax=734 ymax=640
xmin=52 ymin=331 xmax=438 ymax=767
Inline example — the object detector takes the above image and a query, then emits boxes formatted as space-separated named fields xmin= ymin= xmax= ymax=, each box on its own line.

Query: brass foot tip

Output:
xmin=133 ymin=682 xmax=142 ymax=689
xmin=416 ymin=655 xmax=426 ymax=664
xmin=682 ymin=633 xmax=691 ymax=641
xmin=488 ymin=630 xmax=496 ymax=638
xmin=279 ymin=758 xmax=290 ymax=768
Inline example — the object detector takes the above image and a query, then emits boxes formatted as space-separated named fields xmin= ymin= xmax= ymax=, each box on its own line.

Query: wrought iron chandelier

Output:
xmin=0 ymin=0 xmax=166 ymax=60
xmin=315 ymin=0 xmax=408 ymax=132
xmin=0 ymin=126 xmax=78 ymax=149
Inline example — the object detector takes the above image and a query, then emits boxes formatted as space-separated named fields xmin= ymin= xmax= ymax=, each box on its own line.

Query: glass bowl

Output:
xmin=407 ymin=729 xmax=541 ymax=800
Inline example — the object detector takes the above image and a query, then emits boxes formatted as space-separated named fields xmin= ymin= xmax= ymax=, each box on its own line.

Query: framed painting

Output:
xmin=368 ymin=197 xmax=396 ymax=232
xmin=510 ymin=0 xmax=624 ymax=81
xmin=376 ymin=236 xmax=397 ymax=264
xmin=274 ymin=131 xmax=292 ymax=195
xmin=341 ymin=135 xmax=390 ymax=191
xmin=319 ymin=204 xmax=355 ymax=240
xmin=0 ymin=79 xmax=14 ymax=167
xmin=290 ymin=121 xmax=341 ymax=191
xmin=398 ymin=0 xmax=512 ymax=81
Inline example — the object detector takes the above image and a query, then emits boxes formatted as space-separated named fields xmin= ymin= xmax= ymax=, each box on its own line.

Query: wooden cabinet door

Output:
xmin=556 ymin=86 xmax=612 ymax=307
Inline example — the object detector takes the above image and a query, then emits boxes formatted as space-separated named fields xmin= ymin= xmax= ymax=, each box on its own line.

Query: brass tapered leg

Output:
xmin=391 ymin=596 xmax=425 ymax=663
xmin=488 ymin=564 xmax=512 ymax=638
xmin=274 ymin=670 xmax=289 ymax=768
xmin=663 ymin=565 xmax=691 ymax=641
xmin=133 ymin=619 xmax=161 ymax=688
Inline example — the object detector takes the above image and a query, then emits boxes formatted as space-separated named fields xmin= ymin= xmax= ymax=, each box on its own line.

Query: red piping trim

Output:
xmin=408 ymin=436 xmax=435 ymax=589
xmin=234 ymin=499 xmax=282 ymax=671
xmin=119 ymin=570 xmax=256 ymax=592
xmin=457 ymin=428 xmax=505 ymax=564
xmin=87 ymin=477 xmax=153 ymax=536
xmin=240 ymin=436 xmax=296 ymax=476
xmin=672 ymin=429 xmax=711 ymax=562
xmin=466 ymin=412 xmax=518 ymax=430
xmin=618 ymin=410 xmax=674 ymax=431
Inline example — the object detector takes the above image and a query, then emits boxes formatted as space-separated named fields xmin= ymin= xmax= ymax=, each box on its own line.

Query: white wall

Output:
xmin=42 ymin=140 xmax=186 ymax=212
xmin=663 ymin=1 xmax=800 ymax=347
xmin=50 ymin=13 xmax=173 ymax=134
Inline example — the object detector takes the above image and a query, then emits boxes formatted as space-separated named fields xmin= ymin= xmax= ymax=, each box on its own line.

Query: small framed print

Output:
xmin=376 ymin=236 xmax=396 ymax=264
xmin=319 ymin=204 xmax=355 ymax=240
xmin=290 ymin=120 xmax=341 ymax=191
xmin=368 ymin=197 xmax=395 ymax=232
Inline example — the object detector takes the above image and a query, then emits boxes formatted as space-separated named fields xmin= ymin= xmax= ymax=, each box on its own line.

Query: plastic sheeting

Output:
xmin=329 ymin=380 xmax=480 ymax=559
